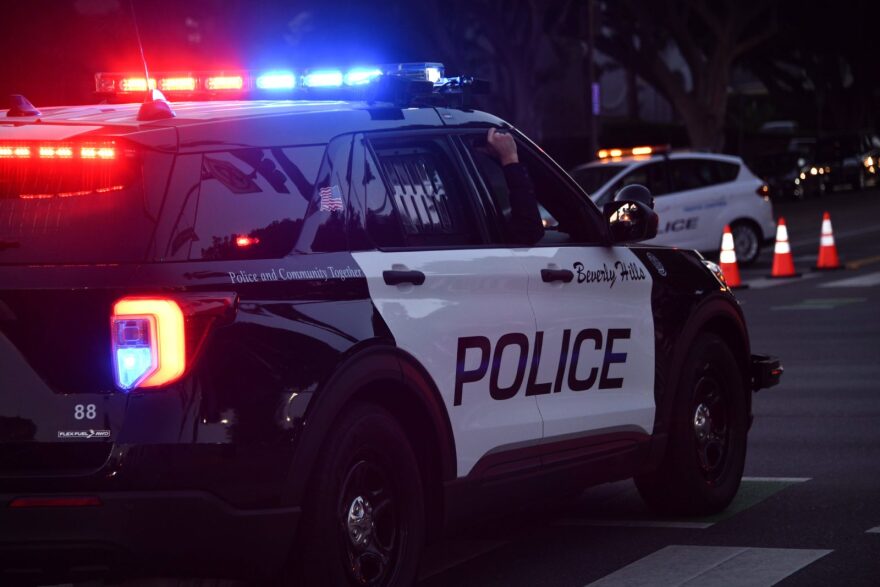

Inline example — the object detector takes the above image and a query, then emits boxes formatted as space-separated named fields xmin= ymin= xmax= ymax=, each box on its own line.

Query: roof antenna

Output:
xmin=130 ymin=0 xmax=175 ymax=121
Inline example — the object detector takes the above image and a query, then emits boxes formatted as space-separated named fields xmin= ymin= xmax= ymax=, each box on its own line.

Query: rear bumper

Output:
xmin=751 ymin=354 xmax=783 ymax=391
xmin=0 ymin=490 xmax=299 ymax=585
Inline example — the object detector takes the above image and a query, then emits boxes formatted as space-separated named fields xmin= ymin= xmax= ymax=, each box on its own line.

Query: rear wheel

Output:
xmin=635 ymin=333 xmax=748 ymax=516
xmin=293 ymin=402 xmax=425 ymax=586
xmin=730 ymin=222 xmax=761 ymax=266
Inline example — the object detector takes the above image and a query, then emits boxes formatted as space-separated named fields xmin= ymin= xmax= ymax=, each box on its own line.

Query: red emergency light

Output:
xmin=0 ymin=141 xmax=122 ymax=161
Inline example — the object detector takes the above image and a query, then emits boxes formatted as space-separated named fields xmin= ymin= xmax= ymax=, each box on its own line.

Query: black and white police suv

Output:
xmin=0 ymin=64 xmax=781 ymax=586
xmin=570 ymin=147 xmax=778 ymax=265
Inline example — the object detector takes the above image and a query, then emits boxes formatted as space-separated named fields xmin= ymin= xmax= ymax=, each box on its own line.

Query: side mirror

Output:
xmin=614 ymin=183 xmax=654 ymax=208
xmin=603 ymin=187 xmax=659 ymax=243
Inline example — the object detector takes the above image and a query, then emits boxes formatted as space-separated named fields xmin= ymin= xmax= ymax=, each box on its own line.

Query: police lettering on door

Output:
xmin=454 ymin=328 xmax=631 ymax=406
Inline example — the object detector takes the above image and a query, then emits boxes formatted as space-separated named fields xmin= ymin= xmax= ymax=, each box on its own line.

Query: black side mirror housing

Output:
xmin=603 ymin=184 xmax=659 ymax=243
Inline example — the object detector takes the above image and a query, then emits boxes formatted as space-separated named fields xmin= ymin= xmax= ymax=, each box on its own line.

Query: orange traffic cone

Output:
xmin=770 ymin=217 xmax=799 ymax=278
xmin=719 ymin=225 xmax=743 ymax=288
xmin=814 ymin=211 xmax=842 ymax=270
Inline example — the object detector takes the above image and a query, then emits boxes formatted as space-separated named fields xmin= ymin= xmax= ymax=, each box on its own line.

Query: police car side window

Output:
xmin=668 ymin=159 xmax=740 ymax=193
xmin=367 ymin=137 xmax=482 ymax=248
xmin=461 ymin=134 xmax=601 ymax=246
xmin=186 ymin=146 xmax=325 ymax=260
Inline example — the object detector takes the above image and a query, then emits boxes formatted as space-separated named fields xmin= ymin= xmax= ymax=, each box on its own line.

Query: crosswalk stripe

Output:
xmin=867 ymin=526 xmax=880 ymax=534
xmin=742 ymin=476 xmax=810 ymax=483
xmin=584 ymin=545 xmax=832 ymax=587
xmin=818 ymin=271 xmax=880 ymax=288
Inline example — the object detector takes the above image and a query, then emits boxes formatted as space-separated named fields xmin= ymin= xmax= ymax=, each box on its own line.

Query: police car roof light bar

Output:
xmin=597 ymin=145 xmax=671 ymax=159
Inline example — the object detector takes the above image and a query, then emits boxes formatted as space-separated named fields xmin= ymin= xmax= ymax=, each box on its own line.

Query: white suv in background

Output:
xmin=570 ymin=149 xmax=777 ymax=264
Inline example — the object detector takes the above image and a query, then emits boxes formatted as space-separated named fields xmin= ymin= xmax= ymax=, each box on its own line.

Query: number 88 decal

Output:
xmin=74 ymin=404 xmax=97 ymax=420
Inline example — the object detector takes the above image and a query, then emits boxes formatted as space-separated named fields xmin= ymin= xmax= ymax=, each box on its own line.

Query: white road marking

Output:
xmin=790 ymin=224 xmax=880 ymax=249
xmin=818 ymin=271 xmax=880 ymax=288
xmin=557 ymin=519 xmax=714 ymax=530
xmin=585 ymin=545 xmax=832 ymax=587
xmin=867 ymin=526 xmax=880 ymax=534
xmin=742 ymin=272 xmax=820 ymax=289
xmin=742 ymin=476 xmax=811 ymax=483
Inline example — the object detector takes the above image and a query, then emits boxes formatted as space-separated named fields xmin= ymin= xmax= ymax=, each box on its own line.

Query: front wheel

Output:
xmin=293 ymin=402 xmax=425 ymax=586
xmin=635 ymin=333 xmax=748 ymax=516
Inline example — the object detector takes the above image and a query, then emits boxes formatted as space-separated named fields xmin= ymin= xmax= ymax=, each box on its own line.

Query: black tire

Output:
xmin=730 ymin=222 xmax=761 ymax=266
xmin=292 ymin=402 xmax=425 ymax=587
xmin=635 ymin=333 xmax=748 ymax=516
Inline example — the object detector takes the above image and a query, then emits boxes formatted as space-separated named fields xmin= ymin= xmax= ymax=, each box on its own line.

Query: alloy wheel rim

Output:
xmin=692 ymin=374 xmax=730 ymax=481
xmin=338 ymin=459 xmax=400 ymax=585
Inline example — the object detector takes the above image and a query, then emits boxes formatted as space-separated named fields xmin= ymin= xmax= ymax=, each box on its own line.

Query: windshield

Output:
xmin=570 ymin=164 xmax=626 ymax=195
xmin=0 ymin=150 xmax=156 ymax=265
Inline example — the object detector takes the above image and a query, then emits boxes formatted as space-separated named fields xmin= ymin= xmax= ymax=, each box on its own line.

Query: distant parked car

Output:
xmin=810 ymin=133 xmax=880 ymax=193
xmin=750 ymin=151 xmax=811 ymax=200
xmin=570 ymin=147 xmax=776 ymax=265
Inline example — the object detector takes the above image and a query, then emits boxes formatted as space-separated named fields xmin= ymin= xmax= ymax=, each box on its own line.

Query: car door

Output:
xmin=655 ymin=157 xmax=724 ymax=250
xmin=458 ymin=131 xmax=656 ymax=448
xmin=348 ymin=132 xmax=543 ymax=478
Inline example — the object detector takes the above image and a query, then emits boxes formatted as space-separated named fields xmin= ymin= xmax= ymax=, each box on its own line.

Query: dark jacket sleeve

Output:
xmin=502 ymin=162 xmax=545 ymax=245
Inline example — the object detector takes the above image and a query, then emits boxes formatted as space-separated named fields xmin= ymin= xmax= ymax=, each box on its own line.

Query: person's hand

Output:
xmin=486 ymin=128 xmax=519 ymax=166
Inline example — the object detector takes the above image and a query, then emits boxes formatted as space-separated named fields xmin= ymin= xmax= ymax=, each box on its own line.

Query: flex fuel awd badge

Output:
xmin=57 ymin=429 xmax=111 ymax=439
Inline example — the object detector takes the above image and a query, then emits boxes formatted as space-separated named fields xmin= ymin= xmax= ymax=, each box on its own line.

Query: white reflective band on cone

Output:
xmin=776 ymin=223 xmax=789 ymax=242
xmin=821 ymin=235 xmax=835 ymax=246
xmin=775 ymin=241 xmax=791 ymax=254
xmin=822 ymin=219 xmax=833 ymax=235
xmin=720 ymin=231 xmax=737 ymax=264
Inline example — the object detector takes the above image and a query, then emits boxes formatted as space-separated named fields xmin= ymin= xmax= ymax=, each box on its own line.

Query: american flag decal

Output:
xmin=319 ymin=185 xmax=344 ymax=212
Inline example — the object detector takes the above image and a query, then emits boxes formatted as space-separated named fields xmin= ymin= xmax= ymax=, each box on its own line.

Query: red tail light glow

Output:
xmin=235 ymin=235 xmax=260 ymax=247
xmin=9 ymin=496 xmax=102 ymax=508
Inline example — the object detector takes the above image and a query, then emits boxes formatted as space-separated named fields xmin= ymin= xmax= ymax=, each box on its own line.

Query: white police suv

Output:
xmin=570 ymin=147 xmax=777 ymax=265
xmin=0 ymin=63 xmax=780 ymax=586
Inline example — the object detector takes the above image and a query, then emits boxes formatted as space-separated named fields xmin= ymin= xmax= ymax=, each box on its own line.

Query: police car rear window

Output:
xmin=0 ymin=149 xmax=154 ymax=265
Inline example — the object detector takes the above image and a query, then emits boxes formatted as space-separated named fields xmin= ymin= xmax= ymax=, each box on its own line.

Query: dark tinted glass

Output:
xmin=0 ymin=150 xmax=158 ymax=264
xmin=190 ymin=145 xmax=325 ymax=260
xmin=369 ymin=137 xmax=481 ymax=248
xmin=570 ymin=164 xmax=626 ymax=194
xmin=617 ymin=161 xmax=669 ymax=197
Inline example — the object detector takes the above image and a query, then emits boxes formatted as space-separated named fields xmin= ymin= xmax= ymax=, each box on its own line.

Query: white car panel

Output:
xmin=353 ymin=249 xmax=543 ymax=477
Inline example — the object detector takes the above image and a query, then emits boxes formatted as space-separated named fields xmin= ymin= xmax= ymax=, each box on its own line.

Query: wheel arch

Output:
xmin=282 ymin=341 xmax=456 ymax=541
xmin=648 ymin=296 xmax=752 ymax=469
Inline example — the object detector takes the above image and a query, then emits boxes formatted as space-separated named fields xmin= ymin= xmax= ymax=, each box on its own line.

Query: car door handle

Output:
xmin=541 ymin=268 xmax=574 ymax=283
xmin=383 ymin=270 xmax=426 ymax=286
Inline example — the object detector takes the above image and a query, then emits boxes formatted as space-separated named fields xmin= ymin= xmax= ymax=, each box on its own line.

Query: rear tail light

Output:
xmin=756 ymin=184 xmax=770 ymax=198
xmin=111 ymin=294 xmax=237 ymax=392
xmin=9 ymin=496 xmax=102 ymax=508
xmin=112 ymin=298 xmax=186 ymax=390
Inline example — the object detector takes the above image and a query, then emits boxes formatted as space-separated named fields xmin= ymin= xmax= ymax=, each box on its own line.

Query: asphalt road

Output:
xmin=417 ymin=188 xmax=880 ymax=586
